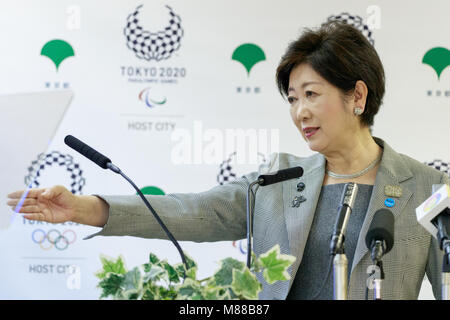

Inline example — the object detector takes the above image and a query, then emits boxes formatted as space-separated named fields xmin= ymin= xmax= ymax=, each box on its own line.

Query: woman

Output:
xmin=7 ymin=21 xmax=449 ymax=299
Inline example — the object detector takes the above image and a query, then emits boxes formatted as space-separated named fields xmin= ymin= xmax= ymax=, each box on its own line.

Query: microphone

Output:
xmin=365 ymin=208 xmax=395 ymax=262
xmin=416 ymin=184 xmax=450 ymax=255
xmin=64 ymin=135 xmax=112 ymax=170
xmin=245 ymin=166 xmax=304 ymax=268
xmin=330 ymin=182 xmax=358 ymax=255
xmin=64 ymin=135 xmax=188 ymax=272
xmin=257 ymin=166 xmax=304 ymax=186
xmin=418 ymin=184 xmax=450 ymax=301
xmin=364 ymin=208 xmax=394 ymax=300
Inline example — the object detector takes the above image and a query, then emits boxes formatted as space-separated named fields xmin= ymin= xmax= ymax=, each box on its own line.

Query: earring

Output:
xmin=354 ymin=107 xmax=363 ymax=116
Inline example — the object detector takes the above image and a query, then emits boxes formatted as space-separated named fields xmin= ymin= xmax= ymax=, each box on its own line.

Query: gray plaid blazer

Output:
xmin=86 ymin=137 xmax=450 ymax=300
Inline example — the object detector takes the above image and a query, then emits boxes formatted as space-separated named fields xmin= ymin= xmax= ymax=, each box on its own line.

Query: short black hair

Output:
xmin=276 ymin=21 xmax=385 ymax=127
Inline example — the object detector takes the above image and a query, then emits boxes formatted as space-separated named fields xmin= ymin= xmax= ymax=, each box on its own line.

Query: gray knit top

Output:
xmin=286 ymin=183 xmax=374 ymax=300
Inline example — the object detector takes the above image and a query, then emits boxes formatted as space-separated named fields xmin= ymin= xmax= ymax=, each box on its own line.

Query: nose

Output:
xmin=294 ymin=101 xmax=311 ymax=122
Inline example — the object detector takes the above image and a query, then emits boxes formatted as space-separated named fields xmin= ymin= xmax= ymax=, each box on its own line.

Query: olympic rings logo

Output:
xmin=31 ymin=229 xmax=77 ymax=251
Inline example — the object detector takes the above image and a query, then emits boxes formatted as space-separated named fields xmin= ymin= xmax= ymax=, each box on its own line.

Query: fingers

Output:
xmin=22 ymin=213 xmax=45 ymax=221
xmin=6 ymin=198 xmax=37 ymax=207
xmin=7 ymin=188 xmax=46 ymax=200
xmin=15 ymin=205 xmax=41 ymax=214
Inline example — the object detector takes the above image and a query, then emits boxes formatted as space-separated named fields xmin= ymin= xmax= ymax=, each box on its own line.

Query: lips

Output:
xmin=303 ymin=127 xmax=320 ymax=138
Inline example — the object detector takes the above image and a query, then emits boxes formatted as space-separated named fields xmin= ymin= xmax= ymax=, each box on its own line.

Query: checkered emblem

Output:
xmin=326 ymin=12 xmax=375 ymax=46
xmin=425 ymin=159 xmax=450 ymax=177
xmin=217 ymin=152 xmax=267 ymax=185
xmin=124 ymin=5 xmax=184 ymax=61
xmin=25 ymin=151 xmax=86 ymax=194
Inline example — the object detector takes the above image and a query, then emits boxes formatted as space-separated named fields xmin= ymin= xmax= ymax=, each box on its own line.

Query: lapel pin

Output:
xmin=297 ymin=182 xmax=305 ymax=192
xmin=384 ymin=198 xmax=395 ymax=208
xmin=292 ymin=195 xmax=307 ymax=208
xmin=384 ymin=185 xmax=402 ymax=198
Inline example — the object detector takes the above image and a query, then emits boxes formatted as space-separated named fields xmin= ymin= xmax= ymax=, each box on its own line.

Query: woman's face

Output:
xmin=287 ymin=63 xmax=359 ymax=155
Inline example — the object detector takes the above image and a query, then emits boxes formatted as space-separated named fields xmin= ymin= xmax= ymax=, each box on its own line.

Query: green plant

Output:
xmin=95 ymin=244 xmax=295 ymax=300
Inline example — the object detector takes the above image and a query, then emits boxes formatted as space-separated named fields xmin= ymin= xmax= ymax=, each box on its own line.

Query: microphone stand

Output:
xmin=330 ymin=183 xmax=358 ymax=300
xmin=367 ymin=240 xmax=386 ymax=300
xmin=333 ymin=247 xmax=348 ymax=300
xmin=245 ymin=167 xmax=304 ymax=269
xmin=372 ymin=260 xmax=385 ymax=300
xmin=246 ymin=180 xmax=261 ymax=269
xmin=442 ymin=250 xmax=450 ymax=301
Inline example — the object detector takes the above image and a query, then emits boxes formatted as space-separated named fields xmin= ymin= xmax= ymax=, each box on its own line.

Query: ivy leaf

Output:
xmin=149 ymin=253 xmax=160 ymax=264
xmin=143 ymin=264 xmax=165 ymax=283
xmin=183 ymin=253 xmax=197 ymax=271
xmin=158 ymin=286 xmax=178 ymax=300
xmin=258 ymin=244 xmax=296 ymax=284
xmin=212 ymin=258 xmax=245 ymax=287
xmin=174 ymin=263 xmax=186 ymax=279
xmin=142 ymin=286 xmax=157 ymax=300
xmin=176 ymin=278 xmax=204 ymax=300
xmin=250 ymin=252 xmax=262 ymax=273
xmin=97 ymin=273 xmax=125 ymax=299
xmin=120 ymin=267 xmax=143 ymax=299
xmin=95 ymin=255 xmax=127 ymax=279
xmin=185 ymin=266 xmax=197 ymax=280
xmin=173 ymin=253 xmax=197 ymax=279
xmin=203 ymin=286 xmax=230 ymax=300
xmin=160 ymin=261 xmax=181 ymax=283
xmin=231 ymin=268 xmax=262 ymax=300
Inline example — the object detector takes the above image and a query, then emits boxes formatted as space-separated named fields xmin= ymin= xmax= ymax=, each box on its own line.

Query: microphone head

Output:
xmin=340 ymin=182 xmax=358 ymax=208
xmin=416 ymin=184 xmax=450 ymax=238
xmin=258 ymin=166 xmax=303 ymax=186
xmin=365 ymin=208 xmax=395 ymax=254
xmin=64 ymin=134 xmax=82 ymax=150
xmin=64 ymin=135 xmax=111 ymax=169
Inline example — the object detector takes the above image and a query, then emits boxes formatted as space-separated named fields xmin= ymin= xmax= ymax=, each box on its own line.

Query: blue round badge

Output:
xmin=385 ymin=198 xmax=395 ymax=208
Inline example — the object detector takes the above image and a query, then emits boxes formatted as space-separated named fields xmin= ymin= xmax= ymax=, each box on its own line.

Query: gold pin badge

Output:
xmin=384 ymin=185 xmax=402 ymax=198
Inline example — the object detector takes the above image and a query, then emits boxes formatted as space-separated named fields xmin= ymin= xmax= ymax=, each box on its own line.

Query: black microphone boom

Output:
xmin=257 ymin=166 xmax=304 ymax=186
xmin=64 ymin=135 xmax=188 ymax=273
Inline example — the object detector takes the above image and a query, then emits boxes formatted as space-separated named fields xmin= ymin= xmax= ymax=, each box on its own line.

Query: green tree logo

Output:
xmin=139 ymin=186 xmax=165 ymax=195
xmin=40 ymin=39 xmax=75 ymax=71
xmin=232 ymin=43 xmax=266 ymax=76
xmin=422 ymin=47 xmax=450 ymax=80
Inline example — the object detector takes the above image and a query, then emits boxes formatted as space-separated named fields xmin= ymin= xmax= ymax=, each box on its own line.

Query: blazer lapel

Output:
xmin=283 ymin=153 xmax=326 ymax=284
xmin=350 ymin=138 xmax=413 ymax=273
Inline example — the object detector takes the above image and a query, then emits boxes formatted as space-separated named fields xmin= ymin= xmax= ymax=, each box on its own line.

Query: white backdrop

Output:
xmin=0 ymin=0 xmax=449 ymax=299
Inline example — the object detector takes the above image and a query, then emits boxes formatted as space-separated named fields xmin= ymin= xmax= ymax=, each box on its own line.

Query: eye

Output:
xmin=287 ymin=96 xmax=297 ymax=104
xmin=305 ymin=90 xmax=316 ymax=98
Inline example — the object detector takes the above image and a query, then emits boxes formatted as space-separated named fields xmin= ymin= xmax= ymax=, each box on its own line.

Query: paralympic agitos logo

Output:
xmin=138 ymin=87 xmax=167 ymax=108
